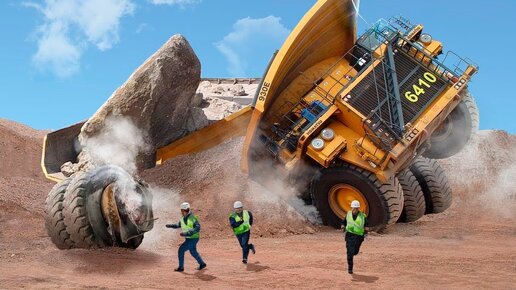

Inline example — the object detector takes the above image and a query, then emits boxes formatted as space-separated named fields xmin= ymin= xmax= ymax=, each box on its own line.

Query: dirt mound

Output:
xmin=0 ymin=119 xmax=48 ymax=179
xmin=0 ymin=119 xmax=53 ymax=213
xmin=440 ymin=130 xmax=516 ymax=200
xmin=141 ymin=137 xmax=318 ymax=239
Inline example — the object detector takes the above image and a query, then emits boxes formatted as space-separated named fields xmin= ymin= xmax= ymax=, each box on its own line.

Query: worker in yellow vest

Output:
xmin=341 ymin=200 xmax=369 ymax=274
xmin=229 ymin=201 xmax=255 ymax=264
xmin=166 ymin=202 xmax=207 ymax=272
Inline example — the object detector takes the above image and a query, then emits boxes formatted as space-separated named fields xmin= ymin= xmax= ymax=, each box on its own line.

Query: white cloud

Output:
xmin=148 ymin=0 xmax=200 ymax=6
xmin=32 ymin=22 xmax=81 ymax=78
xmin=25 ymin=0 xmax=135 ymax=77
xmin=215 ymin=16 xmax=290 ymax=77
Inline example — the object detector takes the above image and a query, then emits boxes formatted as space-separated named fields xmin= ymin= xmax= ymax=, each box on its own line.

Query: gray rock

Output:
xmin=191 ymin=93 xmax=204 ymax=108
xmin=78 ymin=34 xmax=201 ymax=169
xmin=211 ymin=86 xmax=226 ymax=94
xmin=185 ymin=107 xmax=211 ymax=133
xmin=230 ymin=84 xmax=247 ymax=96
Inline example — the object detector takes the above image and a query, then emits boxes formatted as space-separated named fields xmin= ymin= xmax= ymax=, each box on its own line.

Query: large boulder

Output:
xmin=80 ymin=34 xmax=201 ymax=151
xmin=77 ymin=34 xmax=201 ymax=170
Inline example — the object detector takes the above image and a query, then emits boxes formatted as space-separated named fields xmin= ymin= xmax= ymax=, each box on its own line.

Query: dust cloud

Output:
xmin=79 ymin=116 xmax=150 ymax=175
xmin=440 ymin=130 xmax=516 ymax=219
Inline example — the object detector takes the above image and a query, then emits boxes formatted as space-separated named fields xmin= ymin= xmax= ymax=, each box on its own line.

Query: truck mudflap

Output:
xmin=155 ymin=106 xmax=253 ymax=165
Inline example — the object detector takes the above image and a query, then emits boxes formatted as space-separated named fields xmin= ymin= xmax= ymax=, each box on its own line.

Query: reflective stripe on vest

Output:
xmin=345 ymin=211 xmax=365 ymax=236
xmin=180 ymin=214 xmax=200 ymax=239
xmin=230 ymin=210 xmax=251 ymax=235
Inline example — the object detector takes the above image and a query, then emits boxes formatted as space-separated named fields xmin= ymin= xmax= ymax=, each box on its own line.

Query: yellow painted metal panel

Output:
xmin=156 ymin=107 xmax=253 ymax=164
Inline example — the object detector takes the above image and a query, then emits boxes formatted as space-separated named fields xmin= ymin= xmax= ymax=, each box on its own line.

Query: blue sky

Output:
xmin=0 ymin=0 xmax=514 ymax=133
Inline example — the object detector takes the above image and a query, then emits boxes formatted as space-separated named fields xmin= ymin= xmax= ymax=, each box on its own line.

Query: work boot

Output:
xmin=250 ymin=244 xmax=256 ymax=254
xmin=242 ymin=259 xmax=247 ymax=264
xmin=174 ymin=267 xmax=184 ymax=272
xmin=348 ymin=269 xmax=353 ymax=274
xmin=197 ymin=263 xmax=207 ymax=270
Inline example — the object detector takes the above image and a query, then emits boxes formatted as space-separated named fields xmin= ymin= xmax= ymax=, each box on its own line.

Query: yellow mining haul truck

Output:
xmin=42 ymin=0 xmax=479 ymax=249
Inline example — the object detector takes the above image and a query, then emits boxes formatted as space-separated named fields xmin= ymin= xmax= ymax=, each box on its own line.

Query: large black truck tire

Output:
xmin=423 ymin=92 xmax=479 ymax=159
xmin=310 ymin=164 xmax=403 ymax=231
xmin=62 ymin=165 xmax=147 ymax=249
xmin=396 ymin=169 xmax=426 ymax=222
xmin=409 ymin=157 xmax=452 ymax=214
xmin=44 ymin=177 xmax=74 ymax=249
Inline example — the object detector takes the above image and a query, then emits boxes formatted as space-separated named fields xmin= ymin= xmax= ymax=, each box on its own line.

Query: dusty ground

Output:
xmin=1 ymin=119 xmax=515 ymax=289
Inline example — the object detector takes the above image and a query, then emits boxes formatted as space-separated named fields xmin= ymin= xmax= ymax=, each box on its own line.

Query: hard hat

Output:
xmin=180 ymin=202 xmax=190 ymax=210
xmin=351 ymin=200 xmax=361 ymax=208
xmin=233 ymin=201 xmax=243 ymax=209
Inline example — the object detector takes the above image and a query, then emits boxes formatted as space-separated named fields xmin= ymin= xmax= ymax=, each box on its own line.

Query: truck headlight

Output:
xmin=419 ymin=33 xmax=432 ymax=44
xmin=321 ymin=128 xmax=335 ymax=141
xmin=311 ymin=138 xmax=325 ymax=151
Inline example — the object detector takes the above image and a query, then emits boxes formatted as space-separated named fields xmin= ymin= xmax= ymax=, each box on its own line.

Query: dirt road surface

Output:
xmin=1 ymin=120 xmax=515 ymax=289
xmin=2 ymin=196 xmax=515 ymax=289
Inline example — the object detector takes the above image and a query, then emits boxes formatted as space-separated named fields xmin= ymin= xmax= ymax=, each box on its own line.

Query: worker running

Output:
xmin=229 ymin=201 xmax=255 ymax=264
xmin=342 ymin=200 xmax=369 ymax=274
xmin=166 ymin=202 xmax=207 ymax=272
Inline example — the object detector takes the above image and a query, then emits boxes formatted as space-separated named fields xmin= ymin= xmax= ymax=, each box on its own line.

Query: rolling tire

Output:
xmin=63 ymin=172 xmax=102 ymax=248
xmin=423 ymin=92 xmax=479 ymax=159
xmin=121 ymin=235 xmax=144 ymax=249
xmin=44 ymin=177 xmax=74 ymax=249
xmin=409 ymin=157 xmax=452 ymax=214
xmin=310 ymin=164 xmax=403 ymax=231
xmin=63 ymin=165 xmax=148 ymax=249
xmin=396 ymin=169 xmax=425 ymax=222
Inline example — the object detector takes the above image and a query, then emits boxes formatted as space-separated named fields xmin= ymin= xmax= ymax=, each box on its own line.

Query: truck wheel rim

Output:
xmin=328 ymin=184 xmax=369 ymax=219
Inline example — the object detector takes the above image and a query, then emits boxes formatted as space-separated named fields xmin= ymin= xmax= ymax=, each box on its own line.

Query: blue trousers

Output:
xmin=178 ymin=238 xmax=205 ymax=268
xmin=236 ymin=231 xmax=253 ymax=260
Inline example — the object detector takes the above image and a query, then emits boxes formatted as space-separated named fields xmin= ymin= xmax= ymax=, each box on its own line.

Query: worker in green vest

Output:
xmin=166 ymin=202 xmax=207 ymax=272
xmin=229 ymin=201 xmax=255 ymax=264
xmin=341 ymin=200 xmax=369 ymax=274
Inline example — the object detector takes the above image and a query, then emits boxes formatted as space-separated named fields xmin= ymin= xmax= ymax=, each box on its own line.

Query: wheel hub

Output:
xmin=328 ymin=184 xmax=369 ymax=219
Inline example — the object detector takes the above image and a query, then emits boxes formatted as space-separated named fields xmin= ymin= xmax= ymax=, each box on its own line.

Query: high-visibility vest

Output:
xmin=345 ymin=211 xmax=366 ymax=236
xmin=230 ymin=210 xmax=251 ymax=235
xmin=180 ymin=214 xmax=200 ymax=239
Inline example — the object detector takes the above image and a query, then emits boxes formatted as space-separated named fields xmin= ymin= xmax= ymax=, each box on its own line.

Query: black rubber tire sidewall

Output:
xmin=409 ymin=157 xmax=453 ymax=214
xmin=397 ymin=169 xmax=426 ymax=223
xmin=44 ymin=177 xmax=74 ymax=249
xmin=63 ymin=165 xmax=138 ymax=248
xmin=423 ymin=92 xmax=478 ymax=159
xmin=311 ymin=165 xmax=403 ymax=230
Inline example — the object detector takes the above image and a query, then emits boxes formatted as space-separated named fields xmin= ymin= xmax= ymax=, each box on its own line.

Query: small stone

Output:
xmin=230 ymin=84 xmax=247 ymax=96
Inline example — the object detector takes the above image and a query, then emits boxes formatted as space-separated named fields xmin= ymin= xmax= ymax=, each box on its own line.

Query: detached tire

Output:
xmin=63 ymin=165 xmax=148 ymax=249
xmin=44 ymin=177 xmax=74 ymax=249
xmin=310 ymin=164 xmax=403 ymax=231
xmin=396 ymin=169 xmax=425 ymax=222
xmin=63 ymin=172 xmax=102 ymax=248
xmin=409 ymin=157 xmax=452 ymax=214
xmin=423 ymin=92 xmax=479 ymax=159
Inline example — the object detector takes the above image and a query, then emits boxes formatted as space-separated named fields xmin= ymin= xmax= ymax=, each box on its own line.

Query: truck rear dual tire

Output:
xmin=310 ymin=164 xmax=403 ymax=231
xmin=423 ymin=92 xmax=479 ymax=159
xmin=409 ymin=157 xmax=452 ymax=214
xmin=44 ymin=177 xmax=74 ymax=249
xmin=396 ymin=169 xmax=426 ymax=223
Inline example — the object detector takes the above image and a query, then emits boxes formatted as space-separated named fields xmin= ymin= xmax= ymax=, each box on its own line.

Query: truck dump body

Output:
xmin=243 ymin=4 xmax=477 ymax=182
xmin=242 ymin=0 xmax=359 ymax=173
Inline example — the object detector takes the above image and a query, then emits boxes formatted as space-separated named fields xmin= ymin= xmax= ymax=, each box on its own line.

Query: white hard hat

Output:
xmin=180 ymin=202 xmax=190 ymax=210
xmin=351 ymin=200 xmax=361 ymax=208
xmin=233 ymin=201 xmax=243 ymax=209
